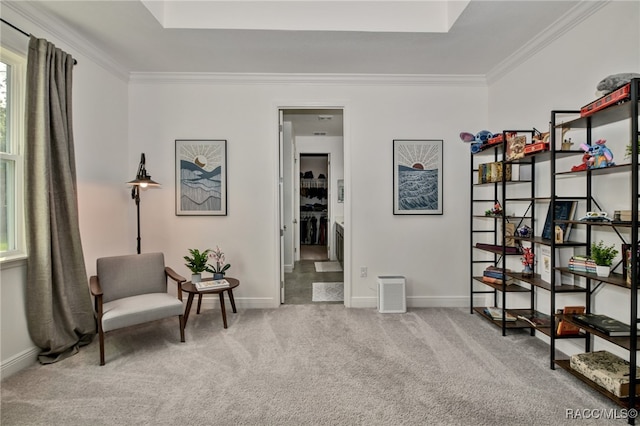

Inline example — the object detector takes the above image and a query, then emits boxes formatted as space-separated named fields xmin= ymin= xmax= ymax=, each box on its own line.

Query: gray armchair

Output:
xmin=89 ymin=253 xmax=186 ymax=365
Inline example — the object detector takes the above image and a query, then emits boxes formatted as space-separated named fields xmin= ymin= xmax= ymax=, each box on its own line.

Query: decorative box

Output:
xmin=570 ymin=350 xmax=640 ymax=397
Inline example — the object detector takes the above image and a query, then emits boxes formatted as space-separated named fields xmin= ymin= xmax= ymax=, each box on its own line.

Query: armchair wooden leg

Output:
xmin=179 ymin=315 xmax=185 ymax=342
xmin=98 ymin=327 xmax=105 ymax=366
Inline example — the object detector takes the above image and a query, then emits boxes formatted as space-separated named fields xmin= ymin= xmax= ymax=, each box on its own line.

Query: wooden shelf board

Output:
xmin=507 ymin=272 xmax=587 ymax=292
xmin=556 ymin=267 xmax=629 ymax=289
xmin=560 ymin=315 xmax=640 ymax=351
xmin=472 ymin=276 xmax=530 ymax=292
xmin=472 ymin=307 xmax=531 ymax=329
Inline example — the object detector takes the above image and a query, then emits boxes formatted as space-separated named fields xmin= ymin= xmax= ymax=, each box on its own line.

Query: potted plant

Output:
xmin=590 ymin=241 xmax=619 ymax=277
xmin=184 ymin=248 xmax=213 ymax=282
xmin=208 ymin=246 xmax=230 ymax=280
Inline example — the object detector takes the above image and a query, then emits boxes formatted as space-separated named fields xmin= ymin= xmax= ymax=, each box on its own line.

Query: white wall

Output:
xmin=128 ymin=80 xmax=486 ymax=309
xmin=487 ymin=0 xmax=640 ymax=359
xmin=0 ymin=7 xmax=130 ymax=379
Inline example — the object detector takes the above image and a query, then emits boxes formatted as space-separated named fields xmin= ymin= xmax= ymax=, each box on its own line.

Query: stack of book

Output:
xmin=482 ymin=266 xmax=513 ymax=285
xmin=614 ymin=210 xmax=635 ymax=222
xmin=568 ymin=256 xmax=597 ymax=274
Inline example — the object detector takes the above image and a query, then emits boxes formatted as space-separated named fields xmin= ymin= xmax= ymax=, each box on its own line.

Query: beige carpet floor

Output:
xmin=1 ymin=306 xmax=619 ymax=425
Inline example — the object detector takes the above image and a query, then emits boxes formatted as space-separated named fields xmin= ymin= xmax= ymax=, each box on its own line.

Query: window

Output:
xmin=0 ymin=47 xmax=26 ymax=261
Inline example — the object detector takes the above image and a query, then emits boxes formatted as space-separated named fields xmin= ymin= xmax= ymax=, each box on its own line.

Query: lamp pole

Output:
xmin=128 ymin=153 xmax=160 ymax=254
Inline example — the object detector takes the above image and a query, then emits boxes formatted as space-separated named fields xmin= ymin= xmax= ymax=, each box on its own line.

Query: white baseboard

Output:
xmin=196 ymin=295 xmax=485 ymax=310
xmin=284 ymin=265 xmax=294 ymax=273
xmin=195 ymin=296 xmax=280 ymax=310
xmin=349 ymin=295 xmax=482 ymax=309
xmin=1 ymin=346 xmax=39 ymax=381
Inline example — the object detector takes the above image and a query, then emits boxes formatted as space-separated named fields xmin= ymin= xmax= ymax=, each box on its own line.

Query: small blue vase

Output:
xmin=213 ymin=273 xmax=224 ymax=280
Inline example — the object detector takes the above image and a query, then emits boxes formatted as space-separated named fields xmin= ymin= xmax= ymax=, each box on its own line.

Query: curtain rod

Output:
xmin=1 ymin=17 xmax=78 ymax=65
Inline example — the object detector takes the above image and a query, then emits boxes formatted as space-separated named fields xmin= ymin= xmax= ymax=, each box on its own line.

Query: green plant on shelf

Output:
xmin=590 ymin=241 xmax=618 ymax=267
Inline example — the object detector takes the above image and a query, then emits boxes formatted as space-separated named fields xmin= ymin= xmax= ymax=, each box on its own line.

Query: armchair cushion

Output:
xmin=102 ymin=293 xmax=184 ymax=332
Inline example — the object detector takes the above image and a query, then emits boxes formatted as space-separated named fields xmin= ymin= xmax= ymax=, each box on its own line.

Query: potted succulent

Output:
xmin=590 ymin=241 xmax=619 ymax=277
xmin=184 ymin=248 xmax=213 ymax=283
xmin=208 ymin=246 xmax=231 ymax=280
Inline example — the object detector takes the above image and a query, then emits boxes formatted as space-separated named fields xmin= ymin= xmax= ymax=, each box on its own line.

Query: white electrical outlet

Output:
xmin=360 ymin=267 xmax=368 ymax=278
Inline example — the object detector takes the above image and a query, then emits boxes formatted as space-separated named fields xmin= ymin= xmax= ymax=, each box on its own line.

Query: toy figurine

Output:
xmin=485 ymin=202 xmax=503 ymax=216
xmin=460 ymin=130 xmax=495 ymax=154
xmin=572 ymin=139 xmax=614 ymax=171
xmin=589 ymin=139 xmax=614 ymax=168
xmin=521 ymin=247 xmax=535 ymax=277
xmin=516 ymin=225 xmax=532 ymax=238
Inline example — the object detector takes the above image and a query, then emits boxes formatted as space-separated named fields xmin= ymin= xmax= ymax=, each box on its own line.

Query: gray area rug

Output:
xmin=314 ymin=261 xmax=343 ymax=272
xmin=312 ymin=282 xmax=344 ymax=302
xmin=1 ymin=306 xmax=619 ymax=425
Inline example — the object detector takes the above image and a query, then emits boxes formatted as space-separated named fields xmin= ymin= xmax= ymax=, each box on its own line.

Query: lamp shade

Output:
xmin=127 ymin=153 xmax=160 ymax=187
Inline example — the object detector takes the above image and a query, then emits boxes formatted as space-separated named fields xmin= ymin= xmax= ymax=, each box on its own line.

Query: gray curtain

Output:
xmin=25 ymin=36 xmax=96 ymax=364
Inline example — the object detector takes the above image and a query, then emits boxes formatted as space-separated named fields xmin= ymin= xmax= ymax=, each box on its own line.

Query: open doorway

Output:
xmin=279 ymin=108 xmax=344 ymax=305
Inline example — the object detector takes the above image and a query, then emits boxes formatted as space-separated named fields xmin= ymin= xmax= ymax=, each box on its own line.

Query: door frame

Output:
xmin=274 ymin=101 xmax=350 ymax=307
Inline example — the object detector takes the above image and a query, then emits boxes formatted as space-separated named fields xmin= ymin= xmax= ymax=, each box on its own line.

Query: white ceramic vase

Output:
xmin=595 ymin=265 xmax=610 ymax=277
xmin=191 ymin=273 xmax=202 ymax=283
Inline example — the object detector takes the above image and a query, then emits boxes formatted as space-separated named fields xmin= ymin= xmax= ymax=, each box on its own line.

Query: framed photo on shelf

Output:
xmin=175 ymin=139 xmax=227 ymax=216
xmin=393 ymin=139 xmax=443 ymax=215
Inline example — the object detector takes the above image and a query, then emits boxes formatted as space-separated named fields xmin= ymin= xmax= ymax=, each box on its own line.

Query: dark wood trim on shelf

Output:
xmin=472 ymin=276 xmax=529 ymax=292
xmin=559 ymin=315 xmax=640 ymax=351
xmin=556 ymin=267 xmax=629 ymax=289
xmin=507 ymin=272 xmax=587 ymax=293
xmin=555 ymin=359 xmax=640 ymax=410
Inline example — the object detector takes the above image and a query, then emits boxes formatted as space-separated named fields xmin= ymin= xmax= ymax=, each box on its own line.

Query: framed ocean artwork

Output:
xmin=393 ymin=139 xmax=443 ymax=215
xmin=175 ymin=139 xmax=227 ymax=216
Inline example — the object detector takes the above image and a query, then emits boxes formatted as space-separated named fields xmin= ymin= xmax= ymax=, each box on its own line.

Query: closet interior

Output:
xmin=300 ymin=154 xmax=328 ymax=259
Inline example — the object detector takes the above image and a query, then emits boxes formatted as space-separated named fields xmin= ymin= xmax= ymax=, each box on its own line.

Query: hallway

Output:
xmin=284 ymin=260 xmax=343 ymax=305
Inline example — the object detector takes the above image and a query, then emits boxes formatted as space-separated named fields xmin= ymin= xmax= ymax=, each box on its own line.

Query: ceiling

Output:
xmin=2 ymin=1 xmax=594 ymax=136
xmin=4 ymin=1 xmax=586 ymax=76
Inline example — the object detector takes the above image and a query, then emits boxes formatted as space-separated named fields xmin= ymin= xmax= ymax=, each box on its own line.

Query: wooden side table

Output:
xmin=181 ymin=277 xmax=239 ymax=329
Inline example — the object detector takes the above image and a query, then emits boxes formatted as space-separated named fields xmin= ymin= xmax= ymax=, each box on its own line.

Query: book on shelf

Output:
xmin=516 ymin=311 xmax=552 ymax=328
xmin=505 ymin=134 xmax=527 ymax=161
xmin=614 ymin=210 xmax=636 ymax=222
xmin=571 ymin=313 xmax=639 ymax=337
xmin=477 ymin=162 xmax=513 ymax=184
xmin=481 ymin=276 xmax=515 ymax=285
xmin=483 ymin=307 xmax=517 ymax=322
xmin=482 ymin=266 xmax=511 ymax=279
xmin=541 ymin=201 xmax=577 ymax=241
xmin=623 ymin=243 xmax=640 ymax=286
xmin=195 ymin=279 xmax=230 ymax=291
xmin=570 ymin=350 xmax=640 ymax=398
xmin=556 ymin=306 xmax=585 ymax=336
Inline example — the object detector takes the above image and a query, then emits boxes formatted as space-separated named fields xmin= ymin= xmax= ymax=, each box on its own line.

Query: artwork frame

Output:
xmin=175 ymin=139 xmax=227 ymax=216
xmin=393 ymin=139 xmax=443 ymax=215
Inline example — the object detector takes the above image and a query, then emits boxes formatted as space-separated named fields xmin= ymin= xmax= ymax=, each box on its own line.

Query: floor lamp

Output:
xmin=127 ymin=153 xmax=160 ymax=254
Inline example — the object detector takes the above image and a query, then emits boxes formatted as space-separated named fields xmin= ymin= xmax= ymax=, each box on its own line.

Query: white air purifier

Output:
xmin=377 ymin=276 xmax=406 ymax=313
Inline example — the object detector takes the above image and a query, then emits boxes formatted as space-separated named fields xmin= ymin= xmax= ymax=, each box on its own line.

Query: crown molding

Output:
xmin=129 ymin=72 xmax=487 ymax=87
xmin=486 ymin=1 xmax=609 ymax=85
xmin=3 ymin=1 xmax=129 ymax=82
